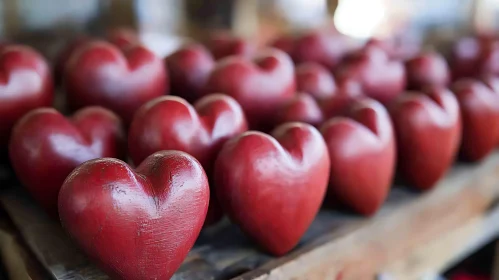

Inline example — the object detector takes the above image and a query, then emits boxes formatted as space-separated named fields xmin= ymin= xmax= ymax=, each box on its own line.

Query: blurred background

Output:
xmin=1 ymin=0 xmax=498 ymax=60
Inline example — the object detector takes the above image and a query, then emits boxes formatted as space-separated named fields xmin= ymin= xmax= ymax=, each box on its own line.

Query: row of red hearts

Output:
xmin=2 ymin=30 xmax=499 ymax=280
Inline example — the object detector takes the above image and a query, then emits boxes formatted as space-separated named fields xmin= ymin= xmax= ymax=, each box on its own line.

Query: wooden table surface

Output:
xmin=1 ymin=153 xmax=499 ymax=280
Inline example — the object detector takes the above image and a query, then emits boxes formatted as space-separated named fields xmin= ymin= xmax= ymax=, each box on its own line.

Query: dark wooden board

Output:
xmin=1 ymin=153 xmax=499 ymax=280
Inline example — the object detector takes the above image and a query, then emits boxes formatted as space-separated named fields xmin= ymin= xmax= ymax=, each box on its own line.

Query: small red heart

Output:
xmin=205 ymin=32 xmax=256 ymax=60
xmin=295 ymin=62 xmax=337 ymax=100
xmin=389 ymin=87 xmax=461 ymax=190
xmin=451 ymin=79 xmax=499 ymax=161
xmin=365 ymin=37 xmax=421 ymax=61
xmin=335 ymin=46 xmax=406 ymax=104
xmin=320 ymin=98 xmax=395 ymax=215
xmin=64 ymin=41 xmax=169 ymax=124
xmin=59 ymin=151 xmax=209 ymax=280
xmin=275 ymin=94 xmax=325 ymax=127
xmin=55 ymin=32 xmax=140 ymax=85
xmin=128 ymin=94 xmax=248 ymax=226
xmin=451 ymin=36 xmax=499 ymax=80
xmin=321 ymin=99 xmax=395 ymax=215
xmin=274 ymin=93 xmax=360 ymax=128
xmin=405 ymin=52 xmax=450 ymax=90
xmin=272 ymin=29 xmax=353 ymax=71
xmin=214 ymin=123 xmax=330 ymax=255
xmin=204 ymin=49 xmax=295 ymax=130
xmin=165 ymin=44 xmax=215 ymax=103
xmin=9 ymin=107 xmax=124 ymax=216
xmin=0 ymin=45 xmax=54 ymax=149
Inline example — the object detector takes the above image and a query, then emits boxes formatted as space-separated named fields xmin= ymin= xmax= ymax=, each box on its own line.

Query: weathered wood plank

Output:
xmin=383 ymin=202 xmax=499 ymax=279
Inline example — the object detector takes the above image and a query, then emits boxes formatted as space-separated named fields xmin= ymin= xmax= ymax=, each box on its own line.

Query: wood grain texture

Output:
xmin=1 ymin=153 xmax=499 ymax=280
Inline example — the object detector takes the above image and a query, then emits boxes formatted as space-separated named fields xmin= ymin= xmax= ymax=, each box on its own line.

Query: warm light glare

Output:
xmin=334 ymin=0 xmax=386 ymax=38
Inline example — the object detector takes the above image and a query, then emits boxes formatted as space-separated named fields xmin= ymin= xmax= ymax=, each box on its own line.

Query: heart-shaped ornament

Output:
xmin=9 ymin=107 xmax=124 ymax=216
xmin=335 ymin=46 xmax=406 ymax=104
xmin=320 ymin=98 xmax=395 ymax=215
xmin=0 ymin=45 xmax=54 ymax=149
xmin=64 ymin=41 xmax=168 ymax=124
xmin=214 ymin=123 xmax=330 ymax=255
xmin=59 ymin=151 xmax=209 ymax=280
xmin=165 ymin=44 xmax=215 ymax=103
xmin=274 ymin=92 xmax=361 ymax=128
xmin=295 ymin=62 xmax=337 ymax=100
xmin=405 ymin=52 xmax=450 ymax=90
xmin=451 ymin=79 xmax=499 ymax=161
xmin=204 ymin=32 xmax=256 ymax=60
xmin=389 ymin=88 xmax=461 ymax=190
xmin=203 ymin=49 xmax=296 ymax=131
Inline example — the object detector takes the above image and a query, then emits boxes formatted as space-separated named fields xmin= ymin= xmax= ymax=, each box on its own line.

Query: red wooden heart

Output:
xmin=128 ymin=94 xmax=248 ymax=226
xmin=405 ymin=52 xmax=450 ymax=90
xmin=55 ymin=31 xmax=139 ymax=85
xmin=203 ymin=49 xmax=296 ymax=131
xmin=335 ymin=46 xmax=406 ymax=104
xmin=320 ymin=98 xmax=395 ymax=215
xmin=9 ymin=107 xmax=124 ymax=216
xmin=64 ymin=41 xmax=168 ymax=124
xmin=205 ymin=32 xmax=256 ymax=60
xmin=389 ymin=88 xmax=461 ymax=190
xmin=295 ymin=62 xmax=337 ymax=100
xmin=59 ymin=151 xmax=209 ymax=280
xmin=214 ymin=123 xmax=330 ymax=255
xmin=272 ymin=29 xmax=353 ymax=71
xmin=0 ymin=45 xmax=54 ymax=149
xmin=450 ymin=36 xmax=499 ymax=80
xmin=274 ymin=93 xmax=360 ymax=128
xmin=275 ymin=94 xmax=325 ymax=127
xmin=165 ymin=44 xmax=215 ymax=103
xmin=451 ymin=79 xmax=499 ymax=161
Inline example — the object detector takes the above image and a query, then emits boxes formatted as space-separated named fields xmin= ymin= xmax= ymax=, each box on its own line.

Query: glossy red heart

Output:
xmin=389 ymin=88 xmax=461 ymax=190
xmin=214 ymin=123 xmax=330 ymax=255
xmin=295 ymin=62 xmax=337 ymax=100
xmin=451 ymin=79 xmax=499 ymax=161
xmin=55 ymin=32 xmax=139 ymax=85
xmin=405 ymin=52 xmax=450 ymax=90
xmin=9 ymin=107 xmax=124 ymax=216
xmin=165 ymin=44 xmax=215 ymax=103
xmin=64 ymin=41 xmax=169 ymax=124
xmin=320 ymin=98 xmax=395 ymax=215
xmin=275 ymin=94 xmax=325 ymax=127
xmin=203 ymin=49 xmax=295 ymax=131
xmin=365 ymin=37 xmax=421 ymax=61
xmin=335 ymin=45 xmax=405 ymax=104
xmin=59 ymin=151 xmax=209 ymax=280
xmin=272 ymin=29 xmax=353 ymax=71
xmin=205 ymin=32 xmax=256 ymax=60
xmin=129 ymin=94 xmax=248 ymax=226
xmin=0 ymin=45 xmax=54 ymax=149
xmin=274 ymin=93 xmax=361 ymax=128
xmin=451 ymin=36 xmax=499 ymax=80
